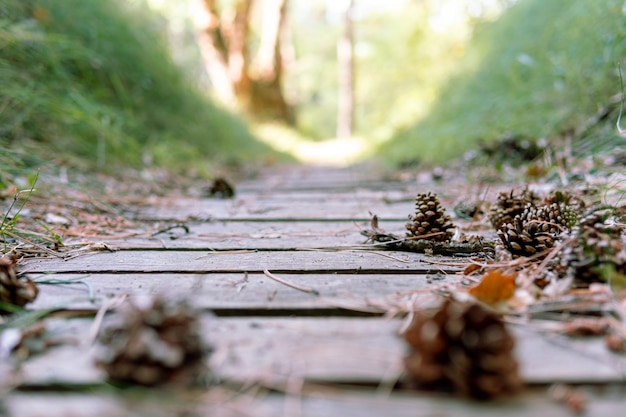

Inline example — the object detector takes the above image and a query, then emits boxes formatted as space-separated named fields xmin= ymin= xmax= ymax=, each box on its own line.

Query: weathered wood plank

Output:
xmin=126 ymin=182 xmax=491 ymax=221
xmin=23 ymin=250 xmax=463 ymax=274
xmin=101 ymin=220 xmax=406 ymax=250
xmin=129 ymin=197 xmax=414 ymax=221
xmin=237 ymin=164 xmax=400 ymax=191
xmin=7 ymin=387 xmax=626 ymax=417
xmin=15 ymin=318 xmax=626 ymax=388
xmin=101 ymin=219 xmax=494 ymax=251
xmin=30 ymin=273 xmax=446 ymax=312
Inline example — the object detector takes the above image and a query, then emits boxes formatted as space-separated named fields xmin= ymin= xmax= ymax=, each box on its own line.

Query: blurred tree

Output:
xmin=193 ymin=0 xmax=293 ymax=124
xmin=336 ymin=0 xmax=355 ymax=138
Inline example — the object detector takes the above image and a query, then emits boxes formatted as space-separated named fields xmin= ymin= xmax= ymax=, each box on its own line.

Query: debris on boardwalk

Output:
xmin=0 ymin=256 xmax=38 ymax=314
xmin=93 ymin=295 xmax=211 ymax=387
xmin=1 ymin=162 xmax=625 ymax=416
xmin=404 ymin=299 xmax=522 ymax=399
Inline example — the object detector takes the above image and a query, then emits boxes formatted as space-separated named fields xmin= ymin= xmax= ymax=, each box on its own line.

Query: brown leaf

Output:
xmin=468 ymin=269 xmax=516 ymax=304
xmin=605 ymin=332 xmax=626 ymax=354
xmin=463 ymin=263 xmax=482 ymax=275
xmin=562 ymin=318 xmax=611 ymax=337
xmin=549 ymin=384 xmax=587 ymax=414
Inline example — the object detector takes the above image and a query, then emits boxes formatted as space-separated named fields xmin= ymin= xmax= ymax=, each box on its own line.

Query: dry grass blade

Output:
xmin=85 ymin=294 xmax=127 ymax=347
xmin=263 ymin=269 xmax=320 ymax=296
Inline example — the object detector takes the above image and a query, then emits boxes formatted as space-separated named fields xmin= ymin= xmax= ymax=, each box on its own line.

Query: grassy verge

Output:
xmin=0 ymin=0 xmax=277 ymax=184
xmin=382 ymin=0 xmax=626 ymax=165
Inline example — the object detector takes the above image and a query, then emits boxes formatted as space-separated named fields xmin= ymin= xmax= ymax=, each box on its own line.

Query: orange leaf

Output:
xmin=469 ymin=269 xmax=516 ymax=304
xmin=463 ymin=263 xmax=482 ymax=275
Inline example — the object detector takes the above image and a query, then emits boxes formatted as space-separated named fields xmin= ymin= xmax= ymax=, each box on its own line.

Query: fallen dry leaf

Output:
xmin=605 ymin=332 xmax=626 ymax=354
xmin=562 ymin=317 xmax=611 ymax=337
xmin=549 ymin=384 xmax=587 ymax=415
xmin=463 ymin=263 xmax=482 ymax=275
xmin=468 ymin=269 xmax=517 ymax=304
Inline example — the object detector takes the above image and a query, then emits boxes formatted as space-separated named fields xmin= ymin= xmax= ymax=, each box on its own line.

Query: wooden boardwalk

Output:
xmin=8 ymin=164 xmax=626 ymax=416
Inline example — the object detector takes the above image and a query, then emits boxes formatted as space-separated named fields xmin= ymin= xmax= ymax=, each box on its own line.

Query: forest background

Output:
xmin=1 ymin=0 xmax=625 ymax=186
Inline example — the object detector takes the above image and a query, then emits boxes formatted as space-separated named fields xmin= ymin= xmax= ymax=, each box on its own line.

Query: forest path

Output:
xmin=8 ymin=163 xmax=626 ymax=416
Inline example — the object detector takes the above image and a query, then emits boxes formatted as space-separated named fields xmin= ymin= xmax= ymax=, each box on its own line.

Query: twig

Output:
xmin=263 ymin=269 xmax=319 ymax=296
xmin=151 ymin=222 xmax=189 ymax=237
xmin=196 ymin=249 xmax=257 ymax=259
xmin=617 ymin=63 xmax=626 ymax=138
xmin=85 ymin=294 xmax=127 ymax=347
xmin=35 ymin=277 xmax=96 ymax=303
xmin=361 ymin=230 xmax=494 ymax=256
xmin=357 ymin=250 xmax=410 ymax=263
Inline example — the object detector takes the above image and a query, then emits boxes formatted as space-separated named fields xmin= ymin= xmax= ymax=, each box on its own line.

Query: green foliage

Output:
xmin=0 ymin=0 xmax=271 ymax=174
xmin=0 ymin=170 xmax=38 ymax=252
xmin=382 ymin=0 xmax=626 ymax=164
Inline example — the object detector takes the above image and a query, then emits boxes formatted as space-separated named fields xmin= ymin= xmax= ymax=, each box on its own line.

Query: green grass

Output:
xmin=0 ymin=0 xmax=276 ymax=181
xmin=382 ymin=0 xmax=626 ymax=165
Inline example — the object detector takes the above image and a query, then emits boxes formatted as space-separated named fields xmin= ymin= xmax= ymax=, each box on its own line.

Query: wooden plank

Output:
xmin=29 ymin=273 xmax=447 ymax=312
xmin=110 ymin=219 xmax=494 ymax=251
xmin=15 ymin=318 xmax=626 ymax=388
xmin=128 ymin=197 xmax=414 ymax=221
xmin=7 ymin=387 xmax=626 ymax=417
xmin=5 ymin=394 xmax=130 ymax=417
xmin=238 ymin=164 xmax=399 ymax=191
xmin=23 ymin=250 xmax=463 ymax=274
xmin=101 ymin=220 xmax=407 ymax=250
xmin=4 ymin=390 xmax=270 ymax=417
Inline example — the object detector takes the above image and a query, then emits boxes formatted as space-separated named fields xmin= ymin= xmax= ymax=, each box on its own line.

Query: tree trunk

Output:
xmin=192 ymin=0 xmax=237 ymax=105
xmin=193 ymin=0 xmax=292 ymax=124
xmin=249 ymin=0 xmax=293 ymax=123
xmin=336 ymin=0 xmax=355 ymax=138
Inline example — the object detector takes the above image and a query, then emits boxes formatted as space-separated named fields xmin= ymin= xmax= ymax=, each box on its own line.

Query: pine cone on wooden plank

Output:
xmin=561 ymin=211 xmax=626 ymax=286
xmin=489 ymin=189 xmax=539 ymax=230
xmin=0 ymin=256 xmax=38 ymax=314
xmin=497 ymin=216 xmax=555 ymax=258
xmin=94 ymin=296 xmax=211 ymax=387
xmin=404 ymin=300 xmax=522 ymax=399
xmin=406 ymin=192 xmax=456 ymax=242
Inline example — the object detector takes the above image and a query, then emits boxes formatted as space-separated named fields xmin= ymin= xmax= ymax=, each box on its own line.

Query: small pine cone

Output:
xmin=489 ymin=189 xmax=539 ymax=230
xmin=559 ymin=239 xmax=598 ymax=285
xmin=542 ymin=190 xmax=585 ymax=213
xmin=497 ymin=216 xmax=555 ymax=258
xmin=406 ymin=192 xmax=455 ymax=241
xmin=94 ymin=296 xmax=211 ymax=387
xmin=562 ymin=217 xmax=626 ymax=286
xmin=522 ymin=202 xmax=579 ymax=235
xmin=404 ymin=300 xmax=522 ymax=399
xmin=0 ymin=256 xmax=38 ymax=313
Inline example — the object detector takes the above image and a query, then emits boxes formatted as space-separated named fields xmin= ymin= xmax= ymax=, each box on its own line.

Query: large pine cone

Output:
xmin=406 ymin=192 xmax=455 ymax=242
xmin=0 ymin=256 xmax=38 ymax=313
xmin=497 ymin=216 xmax=555 ymax=258
xmin=560 ymin=211 xmax=626 ymax=286
xmin=489 ymin=189 xmax=539 ymax=230
xmin=404 ymin=300 xmax=522 ymax=399
xmin=94 ymin=296 xmax=210 ymax=386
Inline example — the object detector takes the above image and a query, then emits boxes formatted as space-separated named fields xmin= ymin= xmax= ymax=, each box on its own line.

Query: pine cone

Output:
xmin=521 ymin=202 xmax=579 ymax=235
xmin=404 ymin=300 xmax=522 ymax=399
xmin=560 ymin=212 xmax=626 ymax=286
xmin=0 ymin=256 xmax=38 ymax=313
xmin=489 ymin=189 xmax=539 ymax=230
xmin=542 ymin=190 xmax=585 ymax=213
xmin=94 ymin=296 xmax=211 ymax=386
xmin=497 ymin=216 xmax=555 ymax=258
xmin=406 ymin=192 xmax=455 ymax=242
